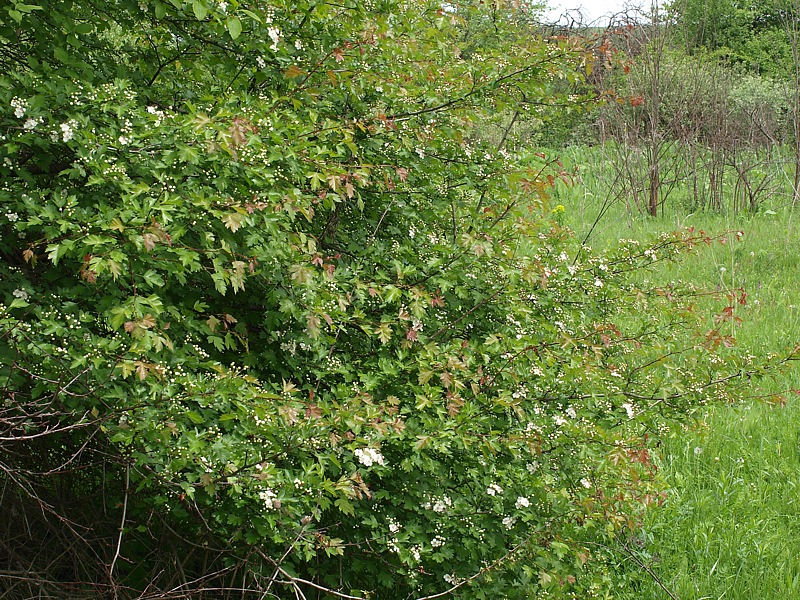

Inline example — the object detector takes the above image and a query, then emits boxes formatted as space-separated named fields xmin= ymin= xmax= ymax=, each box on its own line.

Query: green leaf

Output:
xmin=142 ymin=270 xmax=165 ymax=288
xmin=53 ymin=46 xmax=71 ymax=64
xmin=178 ymin=145 xmax=199 ymax=164
xmin=46 ymin=243 xmax=61 ymax=265
xmin=192 ymin=0 xmax=207 ymax=20
xmin=239 ymin=9 xmax=262 ymax=22
xmin=226 ymin=16 xmax=242 ymax=40
xmin=186 ymin=410 xmax=204 ymax=424
xmin=335 ymin=497 xmax=354 ymax=516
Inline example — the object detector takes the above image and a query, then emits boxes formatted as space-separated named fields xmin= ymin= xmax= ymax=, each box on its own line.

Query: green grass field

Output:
xmin=553 ymin=144 xmax=800 ymax=600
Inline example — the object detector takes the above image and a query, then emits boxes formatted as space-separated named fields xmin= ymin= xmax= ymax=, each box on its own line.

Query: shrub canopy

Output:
xmin=0 ymin=1 xmax=755 ymax=597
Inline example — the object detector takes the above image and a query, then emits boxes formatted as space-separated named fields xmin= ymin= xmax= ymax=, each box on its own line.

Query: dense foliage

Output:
xmin=0 ymin=1 xmax=760 ymax=597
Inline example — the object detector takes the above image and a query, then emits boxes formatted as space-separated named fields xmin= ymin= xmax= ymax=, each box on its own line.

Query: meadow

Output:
xmin=554 ymin=144 xmax=800 ymax=600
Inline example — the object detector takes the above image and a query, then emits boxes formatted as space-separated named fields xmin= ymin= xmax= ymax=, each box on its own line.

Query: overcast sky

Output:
xmin=545 ymin=0 xmax=656 ymax=25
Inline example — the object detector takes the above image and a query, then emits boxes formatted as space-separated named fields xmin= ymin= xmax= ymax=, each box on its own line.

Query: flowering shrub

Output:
xmin=0 ymin=1 xmax=761 ymax=598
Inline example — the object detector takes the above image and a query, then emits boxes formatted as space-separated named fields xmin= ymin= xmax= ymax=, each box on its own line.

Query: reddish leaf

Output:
xmin=142 ymin=232 xmax=158 ymax=252
xmin=306 ymin=404 xmax=323 ymax=419
xmin=430 ymin=294 xmax=445 ymax=308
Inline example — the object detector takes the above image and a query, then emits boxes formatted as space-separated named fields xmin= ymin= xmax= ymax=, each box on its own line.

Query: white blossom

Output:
xmin=259 ymin=488 xmax=281 ymax=509
xmin=11 ymin=97 xmax=28 ymax=118
xmin=515 ymin=496 xmax=530 ymax=509
xmin=486 ymin=483 xmax=503 ymax=496
xmin=355 ymin=447 xmax=385 ymax=467
xmin=622 ymin=402 xmax=636 ymax=419
xmin=60 ymin=119 xmax=78 ymax=142
xmin=268 ymin=26 xmax=281 ymax=51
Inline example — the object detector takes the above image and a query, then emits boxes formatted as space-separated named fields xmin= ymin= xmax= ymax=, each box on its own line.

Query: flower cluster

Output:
xmin=486 ymin=483 xmax=503 ymax=496
xmin=60 ymin=119 xmax=78 ymax=142
xmin=258 ymin=488 xmax=280 ymax=510
xmin=354 ymin=447 xmax=385 ymax=467
xmin=267 ymin=27 xmax=281 ymax=52
xmin=11 ymin=97 xmax=27 ymax=118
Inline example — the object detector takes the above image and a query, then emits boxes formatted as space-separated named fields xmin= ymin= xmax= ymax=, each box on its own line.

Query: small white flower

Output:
xmin=622 ymin=402 xmax=636 ymax=419
xmin=694 ymin=446 xmax=703 ymax=455
xmin=515 ymin=496 xmax=530 ymax=509
xmin=12 ymin=288 xmax=29 ymax=301
xmin=6 ymin=212 xmax=19 ymax=222
xmin=295 ymin=39 xmax=304 ymax=50
xmin=431 ymin=535 xmax=446 ymax=548
xmin=566 ymin=406 xmax=577 ymax=419
xmin=256 ymin=56 xmax=267 ymax=69
xmin=118 ymin=136 xmax=129 ymax=145
xmin=502 ymin=515 xmax=516 ymax=529
xmin=594 ymin=278 xmax=604 ymax=288
xmin=580 ymin=478 xmax=591 ymax=489
xmin=218 ymin=1 xmax=228 ymax=13
xmin=23 ymin=118 xmax=40 ymax=130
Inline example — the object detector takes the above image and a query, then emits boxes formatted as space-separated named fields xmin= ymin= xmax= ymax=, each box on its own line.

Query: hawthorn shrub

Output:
xmin=0 ymin=1 xmax=760 ymax=598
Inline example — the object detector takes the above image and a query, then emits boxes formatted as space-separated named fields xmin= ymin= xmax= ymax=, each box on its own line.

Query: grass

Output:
xmin=552 ymin=143 xmax=800 ymax=600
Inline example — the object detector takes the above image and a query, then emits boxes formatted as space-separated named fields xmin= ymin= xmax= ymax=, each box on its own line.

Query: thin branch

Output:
xmin=109 ymin=462 xmax=130 ymax=596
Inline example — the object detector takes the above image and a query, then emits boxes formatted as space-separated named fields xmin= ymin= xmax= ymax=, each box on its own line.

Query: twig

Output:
xmin=109 ymin=462 xmax=130 ymax=597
